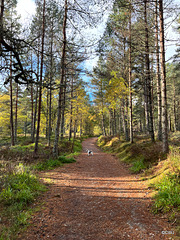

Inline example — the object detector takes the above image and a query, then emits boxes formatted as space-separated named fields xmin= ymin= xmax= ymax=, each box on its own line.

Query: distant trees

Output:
xmin=0 ymin=0 xmax=105 ymax=154
xmin=0 ymin=0 xmax=179 ymax=155
xmin=91 ymin=0 xmax=179 ymax=153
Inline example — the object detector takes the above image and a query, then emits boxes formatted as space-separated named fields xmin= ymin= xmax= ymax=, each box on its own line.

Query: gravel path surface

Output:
xmin=19 ymin=138 xmax=175 ymax=240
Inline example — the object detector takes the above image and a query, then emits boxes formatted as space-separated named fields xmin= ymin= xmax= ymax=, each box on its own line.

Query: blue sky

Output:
xmin=16 ymin=0 xmax=179 ymax=66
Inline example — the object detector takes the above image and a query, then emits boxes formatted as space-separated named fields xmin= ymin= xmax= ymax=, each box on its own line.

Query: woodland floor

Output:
xmin=18 ymin=138 xmax=175 ymax=240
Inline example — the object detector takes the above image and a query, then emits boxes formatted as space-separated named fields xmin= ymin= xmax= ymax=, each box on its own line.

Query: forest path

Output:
xmin=20 ymin=138 xmax=173 ymax=240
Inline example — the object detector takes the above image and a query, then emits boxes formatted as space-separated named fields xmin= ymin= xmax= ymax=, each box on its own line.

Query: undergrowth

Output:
xmin=0 ymin=164 xmax=46 ymax=239
xmin=152 ymin=173 xmax=180 ymax=213
xmin=34 ymin=156 xmax=76 ymax=171
xmin=0 ymin=135 xmax=83 ymax=239
xmin=97 ymin=134 xmax=180 ymax=232
xmin=149 ymin=146 xmax=180 ymax=220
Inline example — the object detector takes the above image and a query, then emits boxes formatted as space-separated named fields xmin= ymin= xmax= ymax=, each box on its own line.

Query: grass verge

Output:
xmin=97 ymin=134 xmax=180 ymax=235
xmin=0 ymin=164 xmax=47 ymax=240
xmin=34 ymin=156 xmax=76 ymax=171
xmin=0 ymin=135 xmax=84 ymax=239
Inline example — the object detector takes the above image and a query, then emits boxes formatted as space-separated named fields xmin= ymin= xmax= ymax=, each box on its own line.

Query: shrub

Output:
xmin=152 ymin=173 xmax=180 ymax=213
xmin=0 ymin=169 xmax=46 ymax=207
xmin=34 ymin=156 xmax=76 ymax=171
xmin=34 ymin=158 xmax=63 ymax=171
xmin=130 ymin=158 xmax=146 ymax=173
xmin=58 ymin=156 xmax=76 ymax=164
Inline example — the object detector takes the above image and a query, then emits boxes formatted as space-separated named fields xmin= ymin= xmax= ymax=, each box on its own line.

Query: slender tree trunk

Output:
xmin=60 ymin=76 xmax=67 ymax=139
xmin=159 ymin=0 xmax=169 ymax=152
xmin=173 ymin=79 xmax=177 ymax=131
xmin=46 ymin=90 xmax=49 ymax=139
xmin=109 ymin=109 xmax=112 ymax=136
xmin=34 ymin=0 xmax=46 ymax=153
xmin=69 ymin=77 xmax=73 ymax=141
xmin=10 ymin=53 xmax=15 ymax=146
xmin=168 ymin=115 xmax=172 ymax=132
xmin=118 ymin=107 xmax=121 ymax=138
xmin=177 ymin=100 xmax=180 ymax=131
xmin=0 ymin=0 xmax=4 ymax=53
xmin=10 ymin=80 xmax=15 ymax=146
xmin=32 ymin=85 xmax=38 ymax=143
xmin=53 ymin=0 xmax=67 ymax=156
xmin=31 ymin=82 xmax=34 ymax=140
xmin=74 ymin=105 xmax=78 ymax=139
xmin=143 ymin=59 xmax=149 ymax=134
xmin=32 ymin=40 xmax=40 ymax=143
xmin=24 ymin=115 xmax=27 ymax=138
xmin=48 ymin=86 xmax=52 ymax=146
xmin=129 ymin=3 xmax=133 ymax=143
xmin=114 ymin=109 xmax=117 ymax=135
xmin=155 ymin=0 xmax=162 ymax=141
xmin=151 ymin=55 xmax=154 ymax=128
xmin=122 ymin=100 xmax=129 ymax=141
xmin=111 ymin=108 xmax=115 ymax=136
xmin=80 ymin=116 xmax=83 ymax=137
xmin=30 ymin=53 xmax=34 ymax=141
xmin=48 ymin=23 xmax=54 ymax=147
xmin=125 ymin=98 xmax=129 ymax=141
xmin=14 ymin=83 xmax=18 ymax=143
xmin=102 ymin=113 xmax=106 ymax=136
xmin=144 ymin=72 xmax=149 ymax=133
xmin=144 ymin=0 xmax=154 ymax=141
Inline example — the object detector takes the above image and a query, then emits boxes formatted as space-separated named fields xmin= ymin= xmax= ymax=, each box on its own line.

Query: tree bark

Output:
xmin=53 ymin=0 xmax=68 ymax=156
xmin=155 ymin=0 xmax=162 ymax=141
xmin=118 ymin=107 xmax=121 ymax=138
xmin=69 ymin=78 xmax=73 ymax=141
xmin=0 ymin=0 xmax=4 ymax=53
xmin=122 ymin=100 xmax=129 ymax=141
xmin=46 ymin=89 xmax=49 ymax=139
xmin=109 ymin=109 xmax=112 ymax=136
xmin=144 ymin=0 xmax=154 ymax=141
xmin=159 ymin=0 xmax=169 ymax=152
xmin=29 ymin=53 xmax=34 ymax=142
xmin=10 ymin=58 xmax=15 ymax=146
xmin=14 ymin=83 xmax=18 ymax=143
xmin=32 ymin=85 xmax=38 ymax=143
xmin=129 ymin=3 xmax=133 ymax=143
xmin=32 ymin=40 xmax=40 ymax=143
xmin=173 ymin=79 xmax=177 ymax=131
xmin=60 ymin=76 xmax=67 ymax=140
xmin=48 ymin=22 xmax=54 ymax=146
xmin=34 ymin=0 xmax=46 ymax=153
xmin=102 ymin=112 xmax=106 ymax=136
xmin=113 ymin=108 xmax=117 ymax=136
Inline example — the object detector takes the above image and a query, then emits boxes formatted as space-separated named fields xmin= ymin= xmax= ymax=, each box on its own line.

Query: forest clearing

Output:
xmin=0 ymin=0 xmax=180 ymax=239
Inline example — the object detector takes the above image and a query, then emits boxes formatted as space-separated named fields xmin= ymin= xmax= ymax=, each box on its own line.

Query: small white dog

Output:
xmin=86 ymin=149 xmax=93 ymax=156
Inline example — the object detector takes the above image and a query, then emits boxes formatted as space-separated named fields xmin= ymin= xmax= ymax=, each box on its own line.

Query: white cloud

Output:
xmin=16 ymin=0 xmax=36 ymax=24
xmin=84 ymin=56 xmax=99 ymax=71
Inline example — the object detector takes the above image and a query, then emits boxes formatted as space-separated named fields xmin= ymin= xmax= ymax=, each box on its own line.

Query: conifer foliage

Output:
xmin=0 ymin=0 xmax=179 ymax=154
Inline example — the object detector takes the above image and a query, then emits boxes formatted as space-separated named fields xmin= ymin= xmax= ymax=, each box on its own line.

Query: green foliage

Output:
xmin=149 ymin=146 xmax=180 ymax=215
xmin=152 ymin=173 xmax=180 ymax=213
xmin=34 ymin=156 xmax=76 ymax=171
xmin=73 ymin=139 xmax=82 ymax=153
xmin=34 ymin=158 xmax=63 ymax=171
xmin=0 ymin=167 xmax=46 ymax=206
xmin=130 ymin=158 xmax=146 ymax=173
xmin=0 ymin=164 xmax=46 ymax=239
xmin=58 ymin=156 xmax=76 ymax=164
xmin=97 ymin=135 xmax=112 ymax=148
xmin=10 ymin=143 xmax=36 ymax=153
xmin=98 ymin=135 xmax=180 ymax=229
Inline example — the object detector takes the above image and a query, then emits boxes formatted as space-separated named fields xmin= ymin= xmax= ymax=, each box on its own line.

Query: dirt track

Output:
xmin=19 ymin=138 xmax=174 ymax=240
